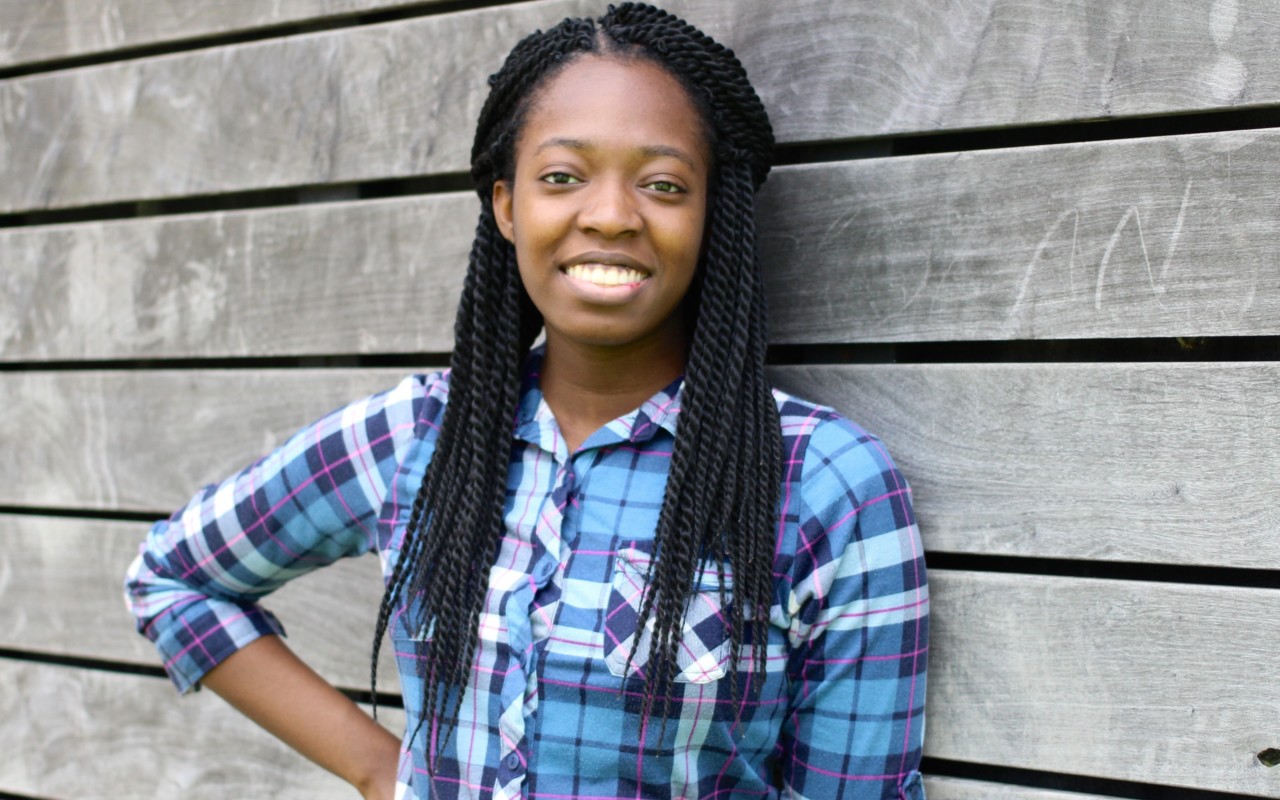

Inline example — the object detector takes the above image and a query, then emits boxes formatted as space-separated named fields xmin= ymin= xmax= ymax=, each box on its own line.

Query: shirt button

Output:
xmin=533 ymin=559 xmax=556 ymax=585
xmin=504 ymin=752 xmax=521 ymax=771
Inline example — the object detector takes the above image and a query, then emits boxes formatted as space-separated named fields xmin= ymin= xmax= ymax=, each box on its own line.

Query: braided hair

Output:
xmin=371 ymin=1 xmax=780 ymax=763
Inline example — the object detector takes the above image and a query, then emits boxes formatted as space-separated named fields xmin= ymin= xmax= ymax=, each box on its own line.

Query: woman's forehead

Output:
xmin=518 ymin=55 xmax=711 ymax=167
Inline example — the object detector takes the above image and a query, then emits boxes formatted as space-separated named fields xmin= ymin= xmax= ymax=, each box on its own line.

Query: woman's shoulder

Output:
xmin=769 ymin=385 xmax=913 ymax=551
xmin=375 ymin=368 xmax=452 ymax=422
xmin=768 ymin=387 xmax=919 ymax=601
xmin=318 ymin=369 xmax=454 ymax=461
xmin=770 ymin=386 xmax=901 ymax=486
xmin=394 ymin=367 xmax=452 ymax=400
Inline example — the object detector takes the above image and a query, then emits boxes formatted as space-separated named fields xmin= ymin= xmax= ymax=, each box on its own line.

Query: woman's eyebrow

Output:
xmin=641 ymin=144 xmax=698 ymax=170
xmin=534 ymin=137 xmax=698 ymax=169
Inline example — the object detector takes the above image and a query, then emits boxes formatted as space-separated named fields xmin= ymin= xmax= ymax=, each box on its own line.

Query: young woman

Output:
xmin=125 ymin=4 xmax=928 ymax=798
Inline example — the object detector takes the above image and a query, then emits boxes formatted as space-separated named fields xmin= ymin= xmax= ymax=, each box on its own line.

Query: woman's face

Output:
xmin=493 ymin=55 xmax=711 ymax=355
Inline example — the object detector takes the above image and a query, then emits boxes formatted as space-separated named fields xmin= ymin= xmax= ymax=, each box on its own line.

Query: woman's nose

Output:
xmin=578 ymin=180 xmax=642 ymax=237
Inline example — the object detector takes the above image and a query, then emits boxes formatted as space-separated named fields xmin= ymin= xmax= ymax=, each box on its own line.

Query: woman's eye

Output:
xmin=645 ymin=180 xmax=684 ymax=194
xmin=541 ymin=172 xmax=581 ymax=185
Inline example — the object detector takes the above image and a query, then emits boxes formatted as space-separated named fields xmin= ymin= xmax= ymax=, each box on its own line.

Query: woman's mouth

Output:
xmin=562 ymin=263 xmax=648 ymax=287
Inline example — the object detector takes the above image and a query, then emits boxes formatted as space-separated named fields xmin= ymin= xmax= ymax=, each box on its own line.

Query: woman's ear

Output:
xmin=492 ymin=180 xmax=515 ymax=243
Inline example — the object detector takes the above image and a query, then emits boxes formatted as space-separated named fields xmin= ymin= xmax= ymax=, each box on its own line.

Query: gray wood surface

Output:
xmin=0 ymin=194 xmax=472 ymax=361
xmin=926 ymin=570 xmax=1280 ymax=796
xmin=0 ymin=659 xmax=405 ymax=799
xmin=0 ymin=513 xmax=398 ymax=693
xmin=0 ymin=0 xmax=441 ymax=68
xmin=3 ymin=363 xmax=1276 ymax=570
xmin=4 ymin=571 xmax=1275 ymax=796
xmin=6 ymin=0 xmax=1280 ymax=212
xmin=0 ymin=368 xmax=405 ymax=513
xmin=761 ymin=129 xmax=1280 ymax=343
xmin=7 ymin=126 xmax=1280 ymax=362
xmin=772 ymin=362 xmax=1280 ymax=570
xmin=924 ymin=776 xmax=1115 ymax=800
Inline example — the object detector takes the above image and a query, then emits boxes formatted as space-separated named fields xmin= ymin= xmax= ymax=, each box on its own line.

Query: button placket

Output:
xmin=532 ymin=556 xmax=557 ymax=587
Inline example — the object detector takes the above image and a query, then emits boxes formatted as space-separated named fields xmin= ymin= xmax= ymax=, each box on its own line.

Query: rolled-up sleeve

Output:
xmin=781 ymin=415 xmax=929 ymax=799
xmin=124 ymin=373 xmax=435 ymax=693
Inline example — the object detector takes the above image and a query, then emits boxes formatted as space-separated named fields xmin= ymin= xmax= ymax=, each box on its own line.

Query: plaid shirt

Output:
xmin=126 ymin=351 xmax=928 ymax=799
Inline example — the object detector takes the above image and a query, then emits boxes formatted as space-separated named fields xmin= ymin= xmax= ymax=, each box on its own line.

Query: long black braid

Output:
xmin=370 ymin=2 xmax=780 ymax=763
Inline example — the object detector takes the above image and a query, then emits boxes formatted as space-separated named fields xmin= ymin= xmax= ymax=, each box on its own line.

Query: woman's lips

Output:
xmin=560 ymin=263 xmax=650 ymax=303
xmin=563 ymin=263 xmax=647 ymax=287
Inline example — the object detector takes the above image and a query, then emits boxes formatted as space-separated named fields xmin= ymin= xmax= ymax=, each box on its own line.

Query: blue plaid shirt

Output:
xmin=126 ymin=351 xmax=928 ymax=799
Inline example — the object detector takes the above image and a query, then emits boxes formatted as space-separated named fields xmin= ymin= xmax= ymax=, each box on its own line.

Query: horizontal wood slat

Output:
xmin=6 ymin=0 xmax=1280 ymax=212
xmin=0 ymin=194 xmax=473 ymax=361
xmin=0 ymin=514 xmax=396 ymax=693
xmin=2 ymin=363 xmax=1276 ymax=570
xmin=0 ymin=0 xmax=442 ymax=69
xmin=6 ymin=126 xmax=1279 ymax=362
xmin=0 ymin=659 xmax=404 ymax=799
xmin=925 ymin=571 xmax=1280 ymax=796
xmin=4 ymin=573 xmax=1274 ymax=796
xmin=923 ymin=776 xmax=1115 ymax=800
xmin=762 ymin=129 xmax=1280 ymax=343
xmin=0 ymin=368 xmax=404 ymax=513
xmin=773 ymin=361 xmax=1280 ymax=570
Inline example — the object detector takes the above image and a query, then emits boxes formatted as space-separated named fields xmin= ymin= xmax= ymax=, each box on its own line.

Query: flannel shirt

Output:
xmin=125 ymin=350 xmax=928 ymax=799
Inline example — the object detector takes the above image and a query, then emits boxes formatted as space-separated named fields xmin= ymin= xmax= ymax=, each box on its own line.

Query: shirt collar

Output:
xmin=513 ymin=345 xmax=683 ymax=454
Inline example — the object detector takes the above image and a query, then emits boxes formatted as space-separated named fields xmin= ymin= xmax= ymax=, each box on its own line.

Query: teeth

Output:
xmin=565 ymin=263 xmax=646 ymax=286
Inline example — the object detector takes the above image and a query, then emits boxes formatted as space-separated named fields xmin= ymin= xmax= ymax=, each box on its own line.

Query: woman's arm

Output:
xmin=780 ymin=416 xmax=929 ymax=800
xmin=124 ymin=374 xmax=442 ymax=792
xmin=124 ymin=375 xmax=433 ymax=692
xmin=201 ymin=635 xmax=399 ymax=800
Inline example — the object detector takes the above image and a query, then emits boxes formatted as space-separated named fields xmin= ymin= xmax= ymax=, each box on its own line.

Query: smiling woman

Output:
xmin=123 ymin=4 xmax=928 ymax=799
xmin=494 ymin=56 xmax=709 ymax=449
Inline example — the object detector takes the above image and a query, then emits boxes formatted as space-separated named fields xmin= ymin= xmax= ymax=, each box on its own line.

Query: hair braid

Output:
xmin=371 ymin=2 xmax=780 ymax=766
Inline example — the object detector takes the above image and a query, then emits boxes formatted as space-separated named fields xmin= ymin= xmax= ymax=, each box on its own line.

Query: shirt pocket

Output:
xmin=603 ymin=545 xmax=733 ymax=684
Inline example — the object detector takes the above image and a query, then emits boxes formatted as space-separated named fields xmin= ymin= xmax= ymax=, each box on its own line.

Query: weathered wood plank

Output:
xmin=0 ymin=513 xmax=397 ymax=693
xmin=4 ymin=573 xmax=1275 ymax=796
xmin=0 ymin=1 xmax=441 ymax=69
xmin=923 ymin=776 xmax=1115 ymax=800
xmin=0 ymin=194 xmax=473 ymax=361
xmin=6 ymin=0 xmax=1280 ymax=211
xmin=761 ymin=129 xmax=1280 ymax=343
xmin=926 ymin=571 xmax=1280 ymax=796
xmin=771 ymin=362 xmax=1280 ymax=569
xmin=0 ymin=0 xmax=596 ymax=213
xmin=0 ymin=368 xmax=405 ymax=513
xmin=0 ymin=659 xmax=404 ymax=799
xmin=2 ymin=363 xmax=1276 ymax=570
xmin=6 ymin=126 xmax=1280 ymax=362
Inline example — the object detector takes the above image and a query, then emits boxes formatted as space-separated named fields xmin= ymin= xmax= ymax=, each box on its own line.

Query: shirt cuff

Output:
xmin=146 ymin=595 xmax=286 ymax=693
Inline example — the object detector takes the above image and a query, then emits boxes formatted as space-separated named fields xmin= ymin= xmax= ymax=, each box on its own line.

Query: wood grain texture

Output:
xmin=7 ymin=126 xmax=1280 ymax=362
xmin=0 ymin=194 xmax=474 ymax=361
xmin=0 ymin=514 xmax=397 ymax=693
xmin=0 ymin=659 xmax=405 ymax=799
xmin=0 ymin=0 xmax=441 ymax=68
xmin=0 ymin=0 xmax=593 ymax=214
xmin=0 ymin=368 xmax=406 ymax=512
xmin=924 ymin=776 xmax=1115 ymax=800
xmin=771 ymin=362 xmax=1280 ymax=570
xmin=926 ymin=570 xmax=1280 ymax=796
xmin=3 ymin=363 xmax=1277 ymax=570
xmin=4 ymin=572 xmax=1275 ymax=796
xmin=6 ymin=0 xmax=1280 ymax=211
xmin=761 ymin=129 xmax=1280 ymax=343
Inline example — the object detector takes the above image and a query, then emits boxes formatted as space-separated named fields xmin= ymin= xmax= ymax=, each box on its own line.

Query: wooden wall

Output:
xmin=2 ymin=1 xmax=1277 ymax=797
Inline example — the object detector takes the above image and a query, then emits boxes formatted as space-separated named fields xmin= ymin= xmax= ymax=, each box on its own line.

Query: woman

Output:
xmin=126 ymin=4 xmax=928 ymax=798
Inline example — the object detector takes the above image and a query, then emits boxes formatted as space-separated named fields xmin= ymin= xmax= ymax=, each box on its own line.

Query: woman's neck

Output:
xmin=539 ymin=330 xmax=687 ymax=454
